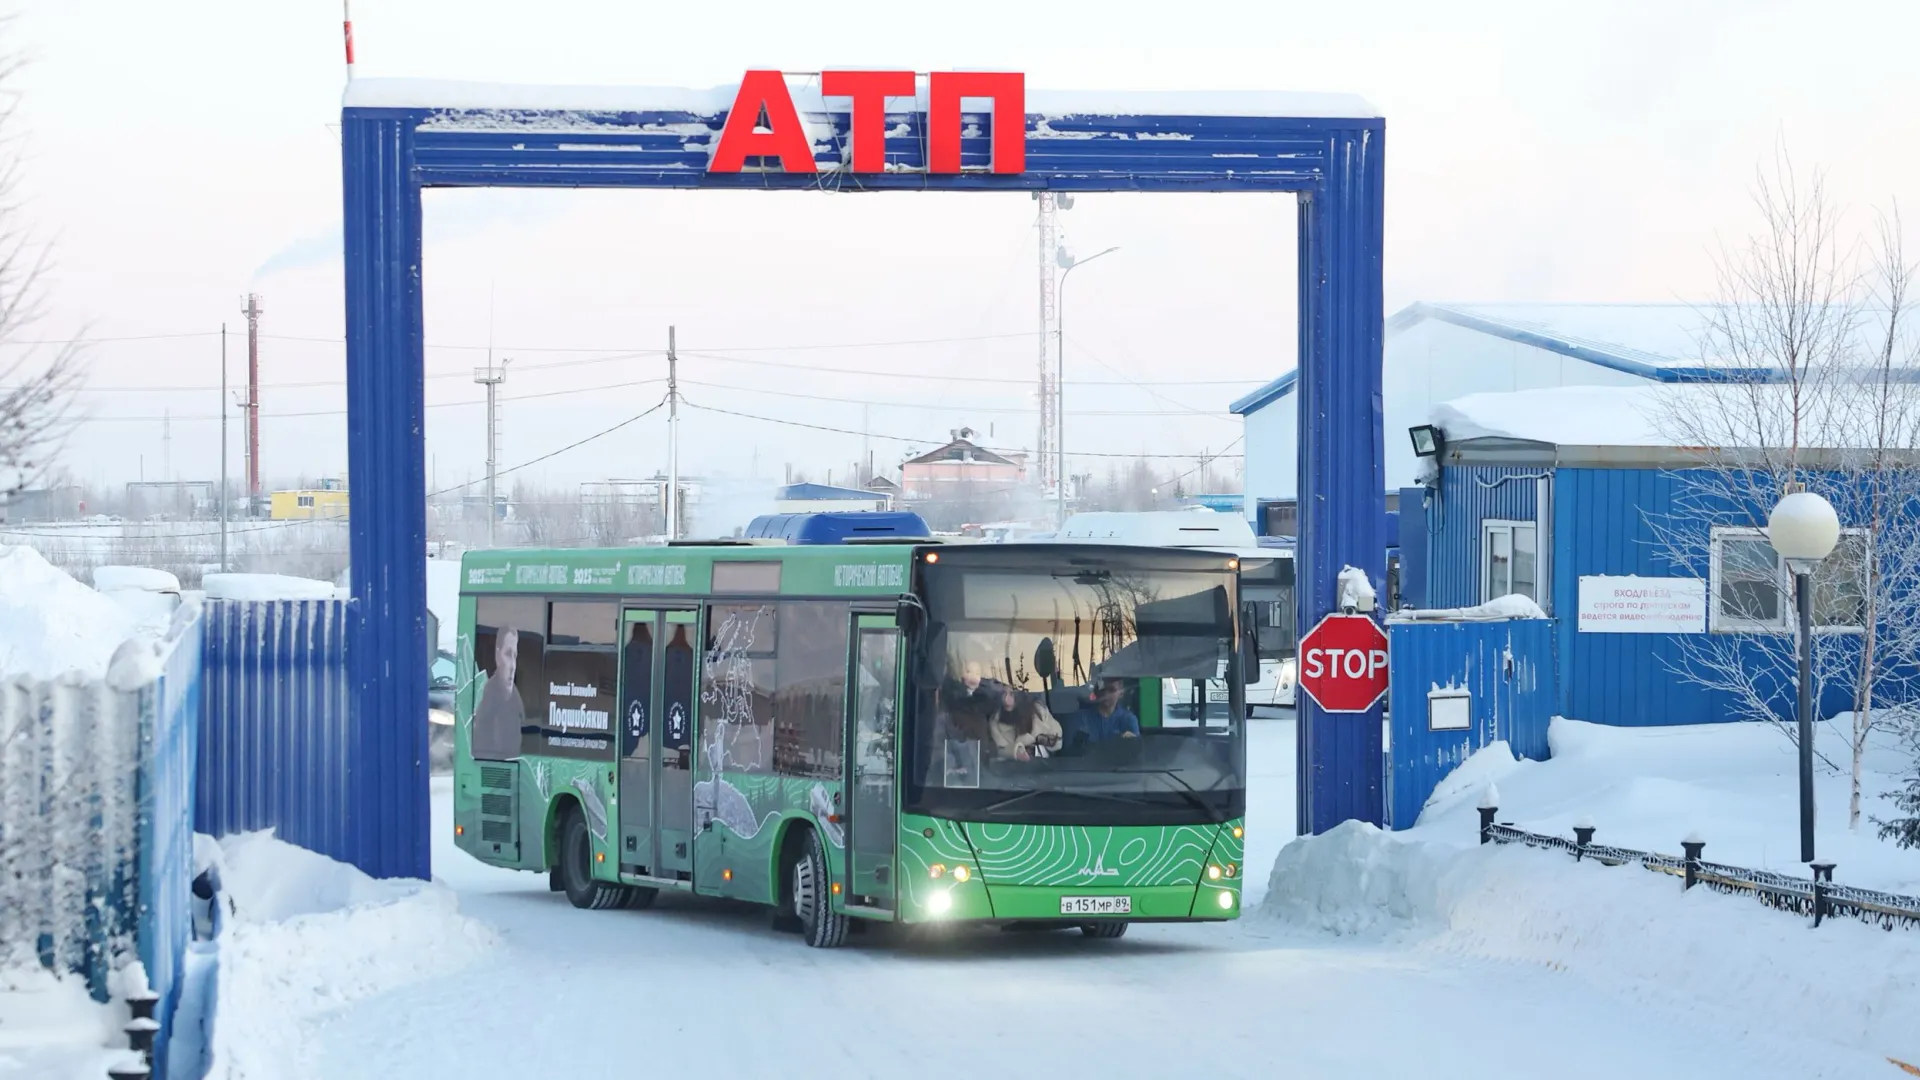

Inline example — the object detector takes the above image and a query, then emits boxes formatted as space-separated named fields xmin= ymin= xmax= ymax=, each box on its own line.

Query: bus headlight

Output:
xmin=1207 ymin=865 xmax=1223 ymax=881
xmin=927 ymin=889 xmax=953 ymax=915
xmin=951 ymin=865 xmax=971 ymax=883
xmin=1217 ymin=890 xmax=1235 ymax=910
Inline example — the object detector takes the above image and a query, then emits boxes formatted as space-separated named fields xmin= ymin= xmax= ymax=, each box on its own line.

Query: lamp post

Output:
xmin=1767 ymin=488 xmax=1840 ymax=863
xmin=1055 ymin=244 xmax=1119 ymax=527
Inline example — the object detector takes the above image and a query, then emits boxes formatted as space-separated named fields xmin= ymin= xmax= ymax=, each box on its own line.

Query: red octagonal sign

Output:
xmin=1297 ymin=614 xmax=1390 ymax=713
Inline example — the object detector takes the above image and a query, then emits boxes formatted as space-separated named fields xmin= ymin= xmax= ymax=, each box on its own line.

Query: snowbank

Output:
xmin=0 ymin=545 xmax=137 ymax=679
xmin=1262 ymin=821 xmax=1920 ymax=1065
xmin=201 ymin=573 xmax=338 ymax=601
xmin=205 ymin=833 xmax=496 ymax=1080
xmin=1262 ymin=716 xmax=1920 ymax=1065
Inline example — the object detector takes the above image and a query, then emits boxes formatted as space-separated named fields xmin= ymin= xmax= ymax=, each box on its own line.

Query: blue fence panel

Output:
xmin=1386 ymin=618 xmax=1556 ymax=829
xmin=198 ymin=600 xmax=356 ymax=869
xmin=135 ymin=611 xmax=204 ymax=1080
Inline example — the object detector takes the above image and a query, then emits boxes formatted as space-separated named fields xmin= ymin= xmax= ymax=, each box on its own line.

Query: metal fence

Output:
xmin=1386 ymin=618 xmax=1555 ymax=829
xmin=197 ymin=599 xmax=356 ymax=867
xmin=0 ymin=607 xmax=203 ymax=1079
xmin=1477 ymin=802 xmax=1920 ymax=931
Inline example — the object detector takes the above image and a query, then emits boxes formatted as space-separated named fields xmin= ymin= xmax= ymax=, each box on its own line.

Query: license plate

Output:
xmin=1060 ymin=895 xmax=1131 ymax=916
xmin=1206 ymin=689 xmax=1230 ymax=702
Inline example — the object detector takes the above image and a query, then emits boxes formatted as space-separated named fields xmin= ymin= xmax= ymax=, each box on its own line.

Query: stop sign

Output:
xmin=1297 ymin=614 xmax=1389 ymax=713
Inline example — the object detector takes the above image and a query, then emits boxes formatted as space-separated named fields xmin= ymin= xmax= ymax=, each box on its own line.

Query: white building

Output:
xmin=1231 ymin=302 xmax=1719 ymax=535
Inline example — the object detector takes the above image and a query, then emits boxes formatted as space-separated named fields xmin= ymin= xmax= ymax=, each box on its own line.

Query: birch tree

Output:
xmin=1650 ymin=153 xmax=1920 ymax=829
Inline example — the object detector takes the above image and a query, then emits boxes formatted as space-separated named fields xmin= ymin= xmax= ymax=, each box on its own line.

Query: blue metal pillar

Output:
xmin=341 ymin=111 xmax=431 ymax=879
xmin=1295 ymin=127 xmax=1387 ymax=833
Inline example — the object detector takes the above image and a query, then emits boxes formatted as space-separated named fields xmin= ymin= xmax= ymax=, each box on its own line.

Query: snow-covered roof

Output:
xmin=1230 ymin=302 xmax=1737 ymax=417
xmin=1429 ymin=383 xmax=1897 ymax=452
xmin=342 ymin=78 xmax=1380 ymax=120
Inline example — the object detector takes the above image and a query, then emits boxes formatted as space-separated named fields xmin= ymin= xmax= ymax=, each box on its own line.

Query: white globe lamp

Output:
xmin=1767 ymin=490 xmax=1840 ymax=573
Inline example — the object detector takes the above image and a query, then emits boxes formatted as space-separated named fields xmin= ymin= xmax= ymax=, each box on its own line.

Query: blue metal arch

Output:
xmin=342 ymin=87 xmax=1385 ymax=878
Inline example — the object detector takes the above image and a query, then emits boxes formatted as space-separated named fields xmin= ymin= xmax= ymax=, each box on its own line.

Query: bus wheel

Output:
xmin=1080 ymin=921 xmax=1129 ymax=940
xmin=559 ymin=806 xmax=629 ymax=911
xmin=790 ymin=828 xmax=848 ymax=948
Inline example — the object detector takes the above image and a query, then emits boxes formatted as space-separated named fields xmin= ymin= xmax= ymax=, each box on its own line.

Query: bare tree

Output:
xmin=0 ymin=38 xmax=81 ymax=502
xmin=1651 ymin=153 xmax=1920 ymax=829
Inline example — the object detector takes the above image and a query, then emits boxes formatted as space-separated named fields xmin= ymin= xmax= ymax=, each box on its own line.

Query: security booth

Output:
xmin=1406 ymin=383 xmax=1892 ymax=732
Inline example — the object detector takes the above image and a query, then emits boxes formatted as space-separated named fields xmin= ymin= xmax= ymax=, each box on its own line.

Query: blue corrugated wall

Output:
xmin=198 ymin=600 xmax=359 ymax=870
xmin=1385 ymin=618 xmax=1555 ymax=829
xmin=1425 ymin=465 xmax=1544 ymax=609
xmin=1551 ymin=468 xmax=1858 ymax=726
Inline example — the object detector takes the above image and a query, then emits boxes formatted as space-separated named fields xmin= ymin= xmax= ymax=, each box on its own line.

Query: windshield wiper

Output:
xmin=1113 ymin=768 xmax=1221 ymax=816
xmin=970 ymin=787 xmax=1155 ymax=817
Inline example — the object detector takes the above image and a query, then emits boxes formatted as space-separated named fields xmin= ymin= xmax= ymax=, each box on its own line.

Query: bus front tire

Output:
xmin=1080 ymin=921 xmax=1129 ymax=939
xmin=559 ymin=806 xmax=630 ymax=911
xmin=790 ymin=827 xmax=848 ymax=948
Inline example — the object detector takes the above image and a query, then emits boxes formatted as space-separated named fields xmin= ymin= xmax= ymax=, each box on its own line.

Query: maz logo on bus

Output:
xmin=708 ymin=70 xmax=1026 ymax=176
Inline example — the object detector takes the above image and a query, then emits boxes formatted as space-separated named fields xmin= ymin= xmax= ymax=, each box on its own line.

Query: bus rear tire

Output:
xmin=1080 ymin=921 xmax=1129 ymax=939
xmin=559 ymin=806 xmax=630 ymax=911
xmin=790 ymin=827 xmax=848 ymax=949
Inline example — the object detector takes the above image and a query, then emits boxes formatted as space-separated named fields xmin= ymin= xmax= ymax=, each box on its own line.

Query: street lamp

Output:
xmin=1767 ymin=488 xmax=1840 ymax=863
xmin=1055 ymin=244 xmax=1120 ymax=527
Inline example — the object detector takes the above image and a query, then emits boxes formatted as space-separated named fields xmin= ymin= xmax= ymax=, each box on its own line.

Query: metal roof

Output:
xmin=1230 ymin=301 xmax=1756 ymax=416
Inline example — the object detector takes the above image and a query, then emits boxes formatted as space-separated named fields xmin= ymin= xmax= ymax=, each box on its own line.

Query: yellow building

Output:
xmin=270 ymin=488 xmax=350 ymax=520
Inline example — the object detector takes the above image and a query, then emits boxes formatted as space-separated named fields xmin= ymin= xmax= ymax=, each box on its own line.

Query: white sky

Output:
xmin=10 ymin=0 xmax=1920 ymax=492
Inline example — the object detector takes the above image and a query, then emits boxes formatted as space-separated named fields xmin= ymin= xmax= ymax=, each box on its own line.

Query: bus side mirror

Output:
xmin=915 ymin=625 xmax=949 ymax=689
xmin=1241 ymin=603 xmax=1262 ymax=686
xmin=1033 ymin=637 xmax=1057 ymax=681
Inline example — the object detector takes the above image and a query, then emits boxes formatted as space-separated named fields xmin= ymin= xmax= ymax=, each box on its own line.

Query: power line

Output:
xmin=426 ymin=396 xmax=669 ymax=498
xmin=677 ymin=349 xmax=1264 ymax=388
xmin=53 ymin=378 xmax=668 ymax=423
xmin=678 ymin=377 xmax=1234 ymax=418
xmin=680 ymin=397 xmax=1241 ymax=460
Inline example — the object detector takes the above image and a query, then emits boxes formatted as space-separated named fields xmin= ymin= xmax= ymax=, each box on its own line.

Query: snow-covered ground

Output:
xmin=200 ymin=832 xmax=496 ymax=1080
xmin=162 ymin=715 xmax=1894 ymax=1080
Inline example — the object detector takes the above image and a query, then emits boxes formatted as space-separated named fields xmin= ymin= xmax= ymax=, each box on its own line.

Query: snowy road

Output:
xmin=306 ymin=720 xmax=1873 ymax=1080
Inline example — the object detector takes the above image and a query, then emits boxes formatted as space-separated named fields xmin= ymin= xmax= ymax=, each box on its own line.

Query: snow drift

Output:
xmin=204 ymin=833 xmax=496 ymax=1080
xmin=1262 ymin=716 xmax=1920 ymax=1066
xmin=0 ymin=545 xmax=137 ymax=679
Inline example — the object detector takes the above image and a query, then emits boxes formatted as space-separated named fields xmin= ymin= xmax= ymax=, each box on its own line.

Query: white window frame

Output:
xmin=1709 ymin=526 xmax=1869 ymax=635
xmin=1480 ymin=519 xmax=1538 ymax=604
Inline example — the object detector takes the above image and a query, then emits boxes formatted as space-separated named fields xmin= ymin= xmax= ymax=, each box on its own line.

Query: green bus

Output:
xmin=452 ymin=536 xmax=1249 ymax=947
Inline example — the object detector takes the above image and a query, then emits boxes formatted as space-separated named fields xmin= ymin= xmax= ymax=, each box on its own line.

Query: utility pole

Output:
xmin=219 ymin=324 xmax=229 ymax=571
xmin=474 ymin=353 xmax=507 ymax=547
xmin=1033 ymin=192 xmax=1060 ymax=496
xmin=161 ymin=409 xmax=172 ymax=485
xmin=666 ymin=326 xmax=681 ymax=541
xmin=242 ymin=294 xmax=263 ymax=511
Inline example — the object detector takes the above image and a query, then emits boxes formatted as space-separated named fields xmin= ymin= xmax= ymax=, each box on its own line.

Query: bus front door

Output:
xmin=845 ymin=617 xmax=902 ymax=911
xmin=618 ymin=608 xmax=698 ymax=881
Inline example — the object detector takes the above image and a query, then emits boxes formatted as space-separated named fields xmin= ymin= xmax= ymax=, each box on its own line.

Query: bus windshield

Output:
xmin=910 ymin=550 xmax=1245 ymax=825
